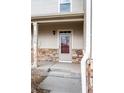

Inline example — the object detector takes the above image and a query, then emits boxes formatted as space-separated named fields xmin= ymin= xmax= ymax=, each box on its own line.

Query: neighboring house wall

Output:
xmin=31 ymin=0 xmax=84 ymax=16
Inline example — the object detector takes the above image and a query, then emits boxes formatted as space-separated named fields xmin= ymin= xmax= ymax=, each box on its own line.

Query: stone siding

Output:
xmin=31 ymin=48 xmax=83 ymax=64
xmin=37 ymin=48 xmax=59 ymax=62
xmin=72 ymin=49 xmax=83 ymax=64
xmin=86 ymin=60 xmax=93 ymax=93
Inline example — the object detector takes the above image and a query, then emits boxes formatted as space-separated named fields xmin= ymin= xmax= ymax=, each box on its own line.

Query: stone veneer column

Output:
xmin=32 ymin=22 xmax=38 ymax=68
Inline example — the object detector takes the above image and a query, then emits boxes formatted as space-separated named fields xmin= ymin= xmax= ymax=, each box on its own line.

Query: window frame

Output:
xmin=60 ymin=0 xmax=70 ymax=3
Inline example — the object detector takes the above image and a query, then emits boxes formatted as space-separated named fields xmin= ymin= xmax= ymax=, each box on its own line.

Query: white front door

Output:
xmin=59 ymin=31 xmax=72 ymax=62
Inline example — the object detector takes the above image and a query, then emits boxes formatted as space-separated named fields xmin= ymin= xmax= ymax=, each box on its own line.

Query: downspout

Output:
xmin=90 ymin=0 xmax=92 ymax=60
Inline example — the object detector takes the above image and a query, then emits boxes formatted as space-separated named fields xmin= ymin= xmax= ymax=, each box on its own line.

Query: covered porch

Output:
xmin=31 ymin=12 xmax=93 ymax=93
xmin=31 ymin=13 xmax=84 ymax=67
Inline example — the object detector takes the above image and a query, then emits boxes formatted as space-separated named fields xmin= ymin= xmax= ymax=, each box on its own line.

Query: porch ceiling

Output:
xmin=31 ymin=13 xmax=84 ymax=23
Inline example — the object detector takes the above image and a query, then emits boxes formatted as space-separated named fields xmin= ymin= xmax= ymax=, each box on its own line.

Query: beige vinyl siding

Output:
xmin=72 ymin=0 xmax=83 ymax=13
xmin=31 ymin=0 xmax=58 ymax=16
xmin=38 ymin=22 xmax=83 ymax=49
xmin=31 ymin=0 xmax=84 ymax=16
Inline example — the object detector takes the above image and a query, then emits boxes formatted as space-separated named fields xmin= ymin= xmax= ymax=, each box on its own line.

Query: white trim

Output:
xmin=70 ymin=0 xmax=72 ymax=12
xmin=31 ymin=12 xmax=84 ymax=19
xmin=60 ymin=0 xmax=70 ymax=3
xmin=81 ymin=53 xmax=88 ymax=93
xmin=58 ymin=0 xmax=60 ymax=13
xmin=34 ymin=18 xmax=83 ymax=23
xmin=32 ymin=22 xmax=38 ymax=68
xmin=57 ymin=29 xmax=73 ymax=62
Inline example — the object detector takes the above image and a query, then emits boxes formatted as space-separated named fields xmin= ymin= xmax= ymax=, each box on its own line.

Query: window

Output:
xmin=60 ymin=0 xmax=71 ymax=12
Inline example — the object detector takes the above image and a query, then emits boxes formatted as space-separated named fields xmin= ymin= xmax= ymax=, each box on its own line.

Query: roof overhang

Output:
xmin=31 ymin=12 xmax=84 ymax=23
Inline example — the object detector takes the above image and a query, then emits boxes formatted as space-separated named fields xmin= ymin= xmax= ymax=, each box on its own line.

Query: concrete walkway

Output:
xmin=39 ymin=76 xmax=82 ymax=93
xmin=38 ymin=62 xmax=82 ymax=93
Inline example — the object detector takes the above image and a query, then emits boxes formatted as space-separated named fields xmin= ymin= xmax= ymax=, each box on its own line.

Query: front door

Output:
xmin=59 ymin=31 xmax=72 ymax=62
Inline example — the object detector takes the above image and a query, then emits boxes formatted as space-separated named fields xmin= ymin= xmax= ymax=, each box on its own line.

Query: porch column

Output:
xmin=81 ymin=0 xmax=92 ymax=93
xmin=32 ymin=22 xmax=38 ymax=68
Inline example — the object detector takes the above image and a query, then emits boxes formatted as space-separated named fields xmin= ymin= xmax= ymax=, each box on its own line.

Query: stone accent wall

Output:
xmin=72 ymin=49 xmax=83 ymax=64
xmin=86 ymin=60 xmax=93 ymax=93
xmin=37 ymin=48 xmax=59 ymax=62
xmin=31 ymin=48 xmax=83 ymax=64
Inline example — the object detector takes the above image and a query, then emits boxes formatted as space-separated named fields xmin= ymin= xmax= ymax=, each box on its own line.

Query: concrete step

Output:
xmin=50 ymin=63 xmax=81 ymax=74
xmin=48 ymin=70 xmax=81 ymax=79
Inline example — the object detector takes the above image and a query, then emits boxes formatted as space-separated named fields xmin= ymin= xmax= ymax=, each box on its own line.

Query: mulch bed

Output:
xmin=31 ymin=68 xmax=50 ymax=93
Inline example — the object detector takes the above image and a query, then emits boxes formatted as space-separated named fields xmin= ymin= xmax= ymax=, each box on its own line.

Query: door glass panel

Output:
xmin=61 ymin=35 xmax=69 ymax=53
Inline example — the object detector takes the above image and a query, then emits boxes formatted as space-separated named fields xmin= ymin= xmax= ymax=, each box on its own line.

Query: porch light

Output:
xmin=52 ymin=30 xmax=56 ymax=35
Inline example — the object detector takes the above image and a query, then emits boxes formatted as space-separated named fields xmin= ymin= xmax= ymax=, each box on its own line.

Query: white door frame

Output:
xmin=57 ymin=29 xmax=73 ymax=63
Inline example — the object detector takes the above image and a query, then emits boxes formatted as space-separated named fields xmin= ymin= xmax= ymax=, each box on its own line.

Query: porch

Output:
xmin=31 ymin=13 xmax=93 ymax=93
xmin=31 ymin=13 xmax=84 ymax=67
